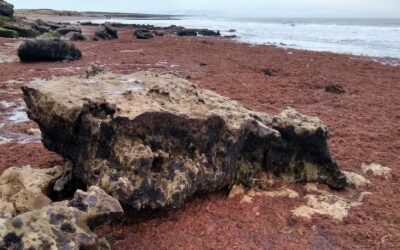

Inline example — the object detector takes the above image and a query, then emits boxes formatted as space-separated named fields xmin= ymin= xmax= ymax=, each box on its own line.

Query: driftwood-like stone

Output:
xmin=22 ymin=72 xmax=347 ymax=211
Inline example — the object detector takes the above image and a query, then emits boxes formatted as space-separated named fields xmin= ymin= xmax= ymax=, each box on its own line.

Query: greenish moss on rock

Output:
xmin=0 ymin=27 xmax=18 ymax=38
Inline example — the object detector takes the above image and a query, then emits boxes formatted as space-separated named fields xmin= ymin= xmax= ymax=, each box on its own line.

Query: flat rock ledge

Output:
xmin=22 ymin=71 xmax=347 ymax=211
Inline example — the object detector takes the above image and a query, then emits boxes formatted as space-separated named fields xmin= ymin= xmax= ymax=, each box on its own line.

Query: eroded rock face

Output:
xmin=0 ymin=165 xmax=66 ymax=217
xmin=0 ymin=186 xmax=122 ymax=250
xmin=22 ymin=72 xmax=346 ymax=211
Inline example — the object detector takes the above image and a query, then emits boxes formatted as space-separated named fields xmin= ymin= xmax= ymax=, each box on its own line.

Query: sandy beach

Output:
xmin=1 ymin=23 xmax=400 ymax=249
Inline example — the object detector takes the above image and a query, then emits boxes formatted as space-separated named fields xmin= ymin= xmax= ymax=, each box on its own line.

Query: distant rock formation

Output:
xmin=18 ymin=39 xmax=82 ymax=62
xmin=22 ymin=72 xmax=347 ymax=211
xmin=0 ymin=0 xmax=14 ymax=17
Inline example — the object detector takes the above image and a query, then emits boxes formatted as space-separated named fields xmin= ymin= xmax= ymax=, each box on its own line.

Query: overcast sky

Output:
xmin=8 ymin=0 xmax=400 ymax=18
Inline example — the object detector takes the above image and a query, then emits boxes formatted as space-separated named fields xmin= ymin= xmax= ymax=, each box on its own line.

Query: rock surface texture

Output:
xmin=22 ymin=72 xmax=347 ymax=211
xmin=0 ymin=186 xmax=123 ymax=250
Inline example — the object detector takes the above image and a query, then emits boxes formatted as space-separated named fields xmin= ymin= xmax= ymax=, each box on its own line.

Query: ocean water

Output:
xmin=87 ymin=17 xmax=400 ymax=62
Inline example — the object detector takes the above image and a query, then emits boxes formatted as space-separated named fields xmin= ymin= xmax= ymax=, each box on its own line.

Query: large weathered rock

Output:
xmin=22 ymin=72 xmax=347 ymax=211
xmin=0 ymin=186 xmax=123 ymax=250
xmin=0 ymin=0 xmax=13 ymax=17
xmin=18 ymin=39 xmax=82 ymax=62
xmin=0 ymin=165 xmax=66 ymax=217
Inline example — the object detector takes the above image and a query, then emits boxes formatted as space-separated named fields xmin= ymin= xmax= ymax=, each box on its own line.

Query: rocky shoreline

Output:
xmin=1 ymin=2 xmax=400 ymax=249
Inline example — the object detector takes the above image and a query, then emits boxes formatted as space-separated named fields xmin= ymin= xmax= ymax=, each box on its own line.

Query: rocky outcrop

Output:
xmin=93 ymin=24 xmax=118 ymax=40
xmin=0 ymin=16 xmax=70 ymax=38
xmin=0 ymin=0 xmax=13 ymax=17
xmin=0 ymin=186 xmax=123 ymax=250
xmin=18 ymin=39 xmax=82 ymax=62
xmin=22 ymin=72 xmax=347 ymax=211
xmin=0 ymin=165 xmax=66 ymax=218
xmin=1 ymin=23 xmax=40 ymax=38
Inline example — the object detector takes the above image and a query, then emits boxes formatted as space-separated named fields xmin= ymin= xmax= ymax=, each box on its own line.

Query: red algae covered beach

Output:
xmin=1 ymin=27 xmax=400 ymax=249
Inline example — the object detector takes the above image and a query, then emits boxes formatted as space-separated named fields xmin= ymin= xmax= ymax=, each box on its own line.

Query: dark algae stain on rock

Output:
xmin=22 ymin=71 xmax=347 ymax=211
xmin=2 ymin=233 xmax=23 ymax=250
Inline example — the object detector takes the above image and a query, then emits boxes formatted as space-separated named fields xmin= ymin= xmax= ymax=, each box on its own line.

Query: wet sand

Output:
xmin=0 ymin=27 xmax=400 ymax=249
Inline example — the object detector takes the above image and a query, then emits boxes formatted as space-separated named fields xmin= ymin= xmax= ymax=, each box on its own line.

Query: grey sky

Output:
xmin=7 ymin=0 xmax=400 ymax=18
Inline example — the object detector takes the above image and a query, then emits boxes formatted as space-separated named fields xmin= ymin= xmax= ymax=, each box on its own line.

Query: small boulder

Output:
xmin=82 ymin=63 xmax=106 ymax=78
xmin=66 ymin=31 xmax=85 ymax=41
xmin=18 ymin=39 xmax=82 ymax=62
xmin=134 ymin=29 xmax=154 ymax=39
xmin=325 ymin=84 xmax=345 ymax=94
xmin=93 ymin=24 xmax=118 ymax=40
xmin=263 ymin=68 xmax=278 ymax=76
xmin=0 ymin=0 xmax=14 ymax=17
xmin=56 ymin=26 xmax=81 ymax=36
